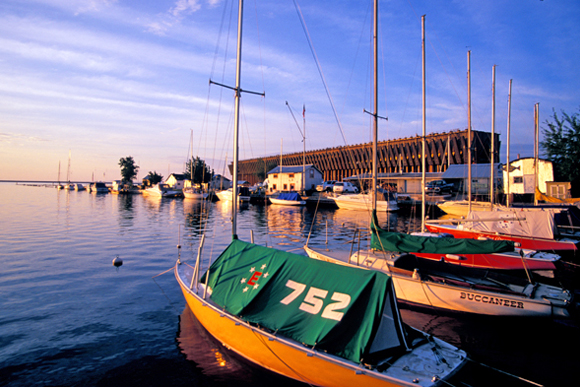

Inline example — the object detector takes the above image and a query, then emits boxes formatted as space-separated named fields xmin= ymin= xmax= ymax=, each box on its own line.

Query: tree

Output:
xmin=541 ymin=107 xmax=580 ymax=196
xmin=144 ymin=171 xmax=163 ymax=186
xmin=119 ymin=156 xmax=139 ymax=183
xmin=184 ymin=157 xmax=212 ymax=184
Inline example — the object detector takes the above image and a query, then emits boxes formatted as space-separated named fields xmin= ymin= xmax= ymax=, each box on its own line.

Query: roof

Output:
xmin=166 ymin=173 xmax=187 ymax=180
xmin=441 ymin=163 xmax=501 ymax=179
xmin=267 ymin=164 xmax=322 ymax=175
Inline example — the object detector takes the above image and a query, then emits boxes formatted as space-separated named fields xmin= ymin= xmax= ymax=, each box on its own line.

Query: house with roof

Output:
xmin=266 ymin=164 xmax=323 ymax=192
xmin=165 ymin=173 xmax=187 ymax=190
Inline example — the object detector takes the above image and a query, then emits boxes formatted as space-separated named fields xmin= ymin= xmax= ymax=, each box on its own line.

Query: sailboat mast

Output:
xmin=467 ymin=51 xmax=472 ymax=212
xmin=506 ymin=79 xmax=512 ymax=208
xmin=371 ymin=0 xmax=378 ymax=212
xmin=490 ymin=65 xmax=496 ymax=209
xmin=534 ymin=102 xmax=539 ymax=206
xmin=421 ymin=15 xmax=426 ymax=231
xmin=232 ymin=0 xmax=244 ymax=237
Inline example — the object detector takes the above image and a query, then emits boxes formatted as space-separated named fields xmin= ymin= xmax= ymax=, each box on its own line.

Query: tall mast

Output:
xmin=303 ymin=105 xmax=306 ymax=193
xmin=231 ymin=0 xmax=244 ymax=237
xmin=506 ymin=79 xmax=512 ymax=208
xmin=421 ymin=15 xmax=426 ymax=231
xmin=534 ymin=103 xmax=539 ymax=205
xmin=490 ymin=65 xmax=496 ymax=209
xmin=467 ymin=51 xmax=472 ymax=212
xmin=371 ymin=0 xmax=378 ymax=212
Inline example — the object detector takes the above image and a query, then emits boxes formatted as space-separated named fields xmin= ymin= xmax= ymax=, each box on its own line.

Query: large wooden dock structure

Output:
xmin=234 ymin=129 xmax=499 ymax=185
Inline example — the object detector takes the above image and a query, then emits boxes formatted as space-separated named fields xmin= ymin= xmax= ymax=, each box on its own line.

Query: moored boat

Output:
xmin=333 ymin=189 xmax=399 ymax=212
xmin=144 ymin=183 xmax=180 ymax=198
xmin=425 ymin=209 xmax=580 ymax=252
xmin=304 ymin=242 xmax=573 ymax=318
xmin=176 ymin=239 xmax=467 ymax=386
xmin=269 ymin=192 xmax=306 ymax=206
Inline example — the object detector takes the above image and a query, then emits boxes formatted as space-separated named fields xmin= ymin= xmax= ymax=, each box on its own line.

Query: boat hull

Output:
xmin=176 ymin=262 xmax=465 ymax=387
xmin=411 ymin=251 xmax=557 ymax=272
xmin=269 ymin=198 xmax=306 ymax=206
xmin=436 ymin=201 xmax=493 ymax=217
xmin=183 ymin=191 xmax=208 ymax=200
xmin=425 ymin=223 xmax=579 ymax=252
xmin=304 ymin=246 xmax=571 ymax=318
xmin=333 ymin=194 xmax=399 ymax=212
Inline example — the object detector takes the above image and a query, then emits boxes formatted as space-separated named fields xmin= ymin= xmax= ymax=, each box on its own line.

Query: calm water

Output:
xmin=0 ymin=183 xmax=578 ymax=386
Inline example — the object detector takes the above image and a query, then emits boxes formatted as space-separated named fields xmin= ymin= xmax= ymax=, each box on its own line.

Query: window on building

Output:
xmin=513 ymin=176 xmax=523 ymax=184
xmin=310 ymin=168 xmax=314 ymax=178
xmin=283 ymin=184 xmax=288 ymax=190
xmin=290 ymin=184 xmax=295 ymax=191
xmin=272 ymin=184 xmax=277 ymax=190
xmin=289 ymin=174 xmax=294 ymax=178
xmin=273 ymin=174 xmax=278 ymax=179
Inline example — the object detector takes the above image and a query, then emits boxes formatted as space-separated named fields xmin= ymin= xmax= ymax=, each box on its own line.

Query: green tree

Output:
xmin=144 ymin=171 xmax=163 ymax=186
xmin=119 ymin=156 xmax=139 ymax=183
xmin=541 ymin=107 xmax=580 ymax=196
xmin=184 ymin=157 xmax=212 ymax=184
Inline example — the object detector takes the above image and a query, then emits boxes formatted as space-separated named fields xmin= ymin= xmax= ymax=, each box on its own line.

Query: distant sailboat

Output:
xmin=56 ymin=161 xmax=64 ymax=190
xmin=63 ymin=151 xmax=74 ymax=190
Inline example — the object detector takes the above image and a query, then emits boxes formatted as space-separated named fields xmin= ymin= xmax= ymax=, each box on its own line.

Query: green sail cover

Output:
xmin=202 ymin=239 xmax=406 ymax=363
xmin=370 ymin=211 xmax=515 ymax=254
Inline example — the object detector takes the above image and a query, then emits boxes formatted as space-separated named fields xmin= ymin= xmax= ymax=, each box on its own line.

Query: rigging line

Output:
xmin=292 ymin=0 xmax=347 ymax=146
xmin=249 ymin=0 xmax=269 ymax=165
xmin=210 ymin=0 xmax=235 ymax=179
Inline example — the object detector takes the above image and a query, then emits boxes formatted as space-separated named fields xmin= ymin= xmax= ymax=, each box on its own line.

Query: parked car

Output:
xmin=316 ymin=180 xmax=337 ymax=192
xmin=425 ymin=179 xmax=453 ymax=194
xmin=333 ymin=181 xmax=359 ymax=194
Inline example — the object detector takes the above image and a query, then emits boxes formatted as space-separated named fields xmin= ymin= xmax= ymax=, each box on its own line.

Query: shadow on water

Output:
xmin=176 ymin=305 xmax=304 ymax=387
xmin=400 ymin=306 xmax=580 ymax=387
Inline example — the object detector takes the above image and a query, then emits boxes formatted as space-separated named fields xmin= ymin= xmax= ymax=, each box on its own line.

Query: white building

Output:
xmin=165 ymin=173 xmax=187 ymax=190
xmin=503 ymin=157 xmax=553 ymax=195
xmin=267 ymin=164 xmax=323 ymax=192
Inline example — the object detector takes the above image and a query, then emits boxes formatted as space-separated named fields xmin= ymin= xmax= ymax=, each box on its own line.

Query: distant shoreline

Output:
xmin=1 ymin=180 xmax=109 ymax=184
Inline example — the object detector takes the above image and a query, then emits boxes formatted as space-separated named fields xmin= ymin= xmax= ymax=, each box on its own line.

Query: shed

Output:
xmin=442 ymin=163 xmax=502 ymax=194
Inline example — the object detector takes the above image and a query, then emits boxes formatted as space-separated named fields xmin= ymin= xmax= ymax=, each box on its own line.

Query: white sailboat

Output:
xmin=183 ymin=130 xmax=209 ymax=200
xmin=63 ymin=150 xmax=74 ymax=190
xmin=175 ymin=2 xmax=467 ymax=386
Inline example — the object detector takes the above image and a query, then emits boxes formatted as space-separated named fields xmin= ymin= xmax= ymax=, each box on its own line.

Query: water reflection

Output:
xmin=177 ymin=305 xmax=306 ymax=387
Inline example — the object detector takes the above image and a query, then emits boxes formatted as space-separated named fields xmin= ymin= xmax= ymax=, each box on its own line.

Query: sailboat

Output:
xmin=183 ymin=130 xmax=209 ymax=200
xmin=63 ymin=150 xmax=74 ymax=190
xmin=175 ymin=2 xmax=467 ymax=385
xmin=304 ymin=14 xmax=573 ymax=318
xmin=56 ymin=161 xmax=64 ymax=190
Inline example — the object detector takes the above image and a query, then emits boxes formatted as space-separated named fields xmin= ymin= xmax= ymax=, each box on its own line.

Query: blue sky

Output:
xmin=1 ymin=0 xmax=579 ymax=182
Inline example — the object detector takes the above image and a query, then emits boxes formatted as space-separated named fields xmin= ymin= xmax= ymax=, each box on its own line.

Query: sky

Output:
xmin=1 ymin=0 xmax=579 ymax=182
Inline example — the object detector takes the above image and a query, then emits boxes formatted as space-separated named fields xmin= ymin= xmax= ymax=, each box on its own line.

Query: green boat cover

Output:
xmin=201 ymin=239 xmax=408 ymax=363
xmin=370 ymin=210 xmax=515 ymax=254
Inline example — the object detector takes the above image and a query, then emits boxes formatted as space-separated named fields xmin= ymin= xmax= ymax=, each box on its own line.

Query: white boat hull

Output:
xmin=183 ymin=190 xmax=208 ymax=200
xmin=269 ymin=197 xmax=306 ymax=206
xmin=333 ymin=194 xmax=399 ymax=212
xmin=304 ymin=246 xmax=571 ymax=318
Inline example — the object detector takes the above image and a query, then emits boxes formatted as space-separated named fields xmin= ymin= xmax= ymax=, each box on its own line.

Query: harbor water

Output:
xmin=0 ymin=182 xmax=578 ymax=386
